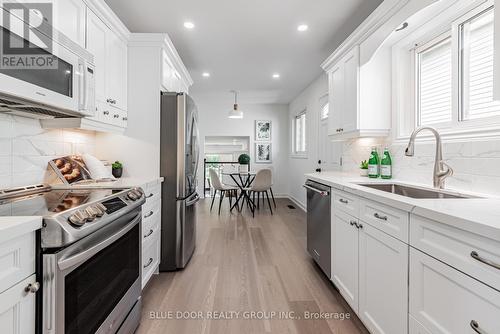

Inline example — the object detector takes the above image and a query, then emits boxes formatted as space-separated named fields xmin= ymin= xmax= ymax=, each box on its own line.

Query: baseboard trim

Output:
xmin=287 ymin=195 xmax=306 ymax=212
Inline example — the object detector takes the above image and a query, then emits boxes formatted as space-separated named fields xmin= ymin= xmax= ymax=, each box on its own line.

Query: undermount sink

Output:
xmin=356 ymin=183 xmax=477 ymax=199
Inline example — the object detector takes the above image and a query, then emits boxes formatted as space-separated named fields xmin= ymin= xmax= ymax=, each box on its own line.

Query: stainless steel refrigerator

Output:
xmin=159 ymin=92 xmax=200 ymax=271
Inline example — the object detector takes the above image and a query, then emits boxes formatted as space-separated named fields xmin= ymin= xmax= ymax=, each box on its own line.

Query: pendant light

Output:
xmin=228 ymin=90 xmax=244 ymax=119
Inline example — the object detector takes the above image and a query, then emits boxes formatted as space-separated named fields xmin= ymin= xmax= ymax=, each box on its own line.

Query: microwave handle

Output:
xmin=78 ymin=59 xmax=88 ymax=112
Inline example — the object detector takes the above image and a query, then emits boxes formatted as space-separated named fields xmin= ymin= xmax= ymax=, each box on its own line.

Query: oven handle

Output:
xmin=58 ymin=213 xmax=141 ymax=271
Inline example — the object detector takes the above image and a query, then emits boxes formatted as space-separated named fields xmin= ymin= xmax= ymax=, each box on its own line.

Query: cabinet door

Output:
xmin=332 ymin=209 xmax=359 ymax=312
xmin=341 ymin=46 xmax=359 ymax=133
xmin=106 ymin=31 xmax=127 ymax=111
xmin=328 ymin=64 xmax=343 ymax=136
xmin=86 ymin=10 xmax=108 ymax=105
xmin=359 ymin=223 xmax=408 ymax=334
xmin=0 ymin=275 xmax=37 ymax=334
xmin=53 ymin=0 xmax=86 ymax=47
xmin=410 ymin=248 xmax=500 ymax=334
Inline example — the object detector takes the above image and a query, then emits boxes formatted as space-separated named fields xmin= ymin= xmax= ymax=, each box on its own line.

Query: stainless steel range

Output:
xmin=0 ymin=185 xmax=145 ymax=334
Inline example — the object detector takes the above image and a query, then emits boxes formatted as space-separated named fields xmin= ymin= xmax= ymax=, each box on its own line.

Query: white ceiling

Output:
xmin=104 ymin=0 xmax=383 ymax=104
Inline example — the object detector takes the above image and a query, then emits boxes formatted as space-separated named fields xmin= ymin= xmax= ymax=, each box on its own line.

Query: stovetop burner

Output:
xmin=0 ymin=184 xmax=146 ymax=248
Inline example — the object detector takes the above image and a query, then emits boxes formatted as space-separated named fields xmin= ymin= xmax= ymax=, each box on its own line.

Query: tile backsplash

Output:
xmin=0 ymin=114 xmax=95 ymax=189
xmin=342 ymin=137 xmax=500 ymax=196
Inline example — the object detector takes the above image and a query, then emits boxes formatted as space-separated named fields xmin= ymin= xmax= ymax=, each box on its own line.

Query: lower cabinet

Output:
xmin=332 ymin=206 xmax=408 ymax=334
xmin=409 ymin=248 xmax=500 ymax=334
xmin=0 ymin=275 xmax=37 ymax=334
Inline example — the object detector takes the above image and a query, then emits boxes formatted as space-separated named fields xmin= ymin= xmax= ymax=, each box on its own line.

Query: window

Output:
xmin=403 ymin=3 xmax=500 ymax=138
xmin=320 ymin=102 xmax=329 ymax=120
xmin=293 ymin=111 xmax=307 ymax=155
xmin=460 ymin=8 xmax=500 ymax=120
xmin=417 ymin=36 xmax=453 ymax=126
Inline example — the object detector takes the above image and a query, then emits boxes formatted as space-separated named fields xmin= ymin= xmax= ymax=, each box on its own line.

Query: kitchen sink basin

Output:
xmin=356 ymin=183 xmax=477 ymax=199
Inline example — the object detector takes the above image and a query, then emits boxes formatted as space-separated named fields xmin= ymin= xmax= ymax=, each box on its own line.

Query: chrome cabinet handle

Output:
xmin=107 ymin=98 xmax=112 ymax=103
xmin=122 ymin=117 xmax=128 ymax=121
xmin=358 ymin=223 xmax=363 ymax=229
xmin=143 ymin=229 xmax=154 ymax=239
xmin=471 ymin=251 xmax=500 ymax=270
xmin=374 ymin=213 xmax=388 ymax=221
xmin=144 ymin=210 xmax=154 ymax=218
xmin=350 ymin=221 xmax=356 ymax=226
xmin=103 ymin=111 xmax=110 ymax=115
xmin=25 ymin=282 xmax=40 ymax=293
xmin=143 ymin=257 xmax=153 ymax=269
xmin=146 ymin=193 xmax=154 ymax=199
xmin=303 ymin=184 xmax=329 ymax=196
xmin=470 ymin=320 xmax=488 ymax=334
xmin=113 ymin=114 xmax=120 ymax=118
xmin=339 ymin=198 xmax=349 ymax=204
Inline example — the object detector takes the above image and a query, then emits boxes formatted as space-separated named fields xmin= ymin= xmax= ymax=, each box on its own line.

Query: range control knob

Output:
xmin=127 ymin=192 xmax=138 ymax=201
xmin=132 ymin=189 xmax=143 ymax=198
xmin=93 ymin=205 xmax=105 ymax=217
xmin=96 ymin=203 xmax=107 ymax=213
xmin=68 ymin=210 xmax=87 ymax=227
xmin=85 ymin=207 xmax=98 ymax=222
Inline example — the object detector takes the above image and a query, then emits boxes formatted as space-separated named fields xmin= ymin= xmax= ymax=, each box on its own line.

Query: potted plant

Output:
xmin=112 ymin=161 xmax=123 ymax=178
xmin=238 ymin=154 xmax=250 ymax=173
xmin=360 ymin=160 xmax=369 ymax=177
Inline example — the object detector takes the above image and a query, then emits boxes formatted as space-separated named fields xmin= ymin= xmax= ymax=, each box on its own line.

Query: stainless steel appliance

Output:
xmin=160 ymin=92 xmax=200 ymax=271
xmin=0 ymin=185 xmax=145 ymax=334
xmin=0 ymin=7 xmax=95 ymax=118
xmin=304 ymin=180 xmax=331 ymax=277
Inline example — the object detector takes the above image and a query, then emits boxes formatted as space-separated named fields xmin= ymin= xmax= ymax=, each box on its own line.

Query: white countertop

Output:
xmin=51 ymin=176 xmax=164 ymax=190
xmin=0 ymin=216 xmax=42 ymax=244
xmin=305 ymin=171 xmax=500 ymax=241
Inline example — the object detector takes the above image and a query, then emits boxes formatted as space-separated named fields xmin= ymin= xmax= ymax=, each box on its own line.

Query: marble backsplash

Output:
xmin=0 ymin=114 xmax=96 ymax=189
xmin=341 ymin=137 xmax=500 ymax=196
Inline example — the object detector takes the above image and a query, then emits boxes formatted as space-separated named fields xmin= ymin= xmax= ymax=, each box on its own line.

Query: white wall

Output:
xmin=195 ymin=98 xmax=289 ymax=197
xmin=0 ymin=114 xmax=96 ymax=189
xmin=287 ymin=74 xmax=330 ymax=207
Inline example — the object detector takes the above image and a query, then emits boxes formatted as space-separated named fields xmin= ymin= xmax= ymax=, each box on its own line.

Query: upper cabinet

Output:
xmin=323 ymin=0 xmax=440 ymax=140
xmin=53 ymin=0 xmax=87 ymax=48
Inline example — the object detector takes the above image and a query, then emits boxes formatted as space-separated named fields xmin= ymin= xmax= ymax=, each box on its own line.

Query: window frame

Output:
xmin=395 ymin=0 xmax=500 ymax=142
xmin=291 ymin=109 xmax=308 ymax=158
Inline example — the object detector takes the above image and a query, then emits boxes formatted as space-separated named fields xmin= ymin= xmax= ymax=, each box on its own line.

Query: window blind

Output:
xmin=320 ymin=103 xmax=329 ymax=120
xmin=295 ymin=113 xmax=306 ymax=153
xmin=418 ymin=37 xmax=453 ymax=125
xmin=462 ymin=8 xmax=500 ymax=120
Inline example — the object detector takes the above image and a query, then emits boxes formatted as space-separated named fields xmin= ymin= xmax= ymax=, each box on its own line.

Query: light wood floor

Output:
xmin=137 ymin=198 xmax=369 ymax=334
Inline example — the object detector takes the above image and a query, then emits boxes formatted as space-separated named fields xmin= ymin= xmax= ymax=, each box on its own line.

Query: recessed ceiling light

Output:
xmin=272 ymin=73 xmax=280 ymax=79
xmin=202 ymin=72 xmax=210 ymax=77
xmin=297 ymin=24 xmax=309 ymax=32
xmin=184 ymin=21 xmax=195 ymax=29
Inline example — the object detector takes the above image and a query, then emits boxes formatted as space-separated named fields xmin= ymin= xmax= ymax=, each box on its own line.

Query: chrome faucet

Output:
xmin=405 ymin=126 xmax=453 ymax=189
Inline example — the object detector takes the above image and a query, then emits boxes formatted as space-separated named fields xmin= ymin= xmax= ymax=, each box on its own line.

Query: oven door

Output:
xmin=42 ymin=209 xmax=142 ymax=334
xmin=0 ymin=24 xmax=93 ymax=117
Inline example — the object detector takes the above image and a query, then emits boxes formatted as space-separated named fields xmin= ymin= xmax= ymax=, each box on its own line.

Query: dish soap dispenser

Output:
xmin=368 ymin=147 xmax=380 ymax=178
xmin=380 ymin=147 xmax=392 ymax=179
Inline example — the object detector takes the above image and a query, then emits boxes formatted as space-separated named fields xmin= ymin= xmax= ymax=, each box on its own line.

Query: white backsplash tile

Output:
xmin=341 ymin=137 xmax=500 ymax=196
xmin=0 ymin=114 xmax=95 ymax=189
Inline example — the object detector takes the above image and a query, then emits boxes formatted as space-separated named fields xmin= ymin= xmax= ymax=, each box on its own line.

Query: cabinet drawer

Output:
xmin=410 ymin=214 xmax=500 ymax=291
xmin=142 ymin=234 xmax=160 ymax=288
xmin=0 ymin=274 xmax=37 ymax=334
xmin=0 ymin=233 xmax=35 ymax=294
xmin=409 ymin=315 xmax=432 ymax=334
xmin=144 ymin=183 xmax=161 ymax=205
xmin=142 ymin=216 xmax=160 ymax=247
xmin=142 ymin=199 xmax=160 ymax=225
xmin=410 ymin=248 xmax=500 ymax=334
xmin=359 ymin=199 xmax=409 ymax=242
xmin=332 ymin=190 xmax=359 ymax=217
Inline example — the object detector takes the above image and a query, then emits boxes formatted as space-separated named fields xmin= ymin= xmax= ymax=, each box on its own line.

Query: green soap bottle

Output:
xmin=380 ymin=147 xmax=392 ymax=179
xmin=368 ymin=147 xmax=380 ymax=178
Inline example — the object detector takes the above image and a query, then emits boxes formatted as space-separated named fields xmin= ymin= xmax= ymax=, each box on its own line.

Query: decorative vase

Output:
xmin=360 ymin=169 xmax=369 ymax=177
xmin=239 ymin=164 xmax=249 ymax=173
xmin=112 ymin=168 xmax=123 ymax=178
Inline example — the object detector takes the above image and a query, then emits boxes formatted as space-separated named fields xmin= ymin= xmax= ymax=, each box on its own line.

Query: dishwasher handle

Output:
xmin=303 ymin=184 xmax=330 ymax=197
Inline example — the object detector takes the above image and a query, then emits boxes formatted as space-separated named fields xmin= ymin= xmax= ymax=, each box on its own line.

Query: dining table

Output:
xmin=221 ymin=171 xmax=257 ymax=213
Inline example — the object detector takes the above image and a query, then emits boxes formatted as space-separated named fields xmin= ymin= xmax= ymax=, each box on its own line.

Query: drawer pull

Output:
xmin=144 ymin=229 xmax=154 ymax=239
xmin=339 ymin=198 xmax=349 ymax=204
xmin=373 ymin=213 xmax=388 ymax=221
xmin=470 ymin=320 xmax=488 ymax=334
xmin=25 ymin=282 xmax=40 ymax=294
xmin=146 ymin=193 xmax=154 ymax=199
xmin=144 ymin=211 xmax=154 ymax=218
xmin=471 ymin=251 xmax=500 ymax=270
xmin=143 ymin=257 xmax=153 ymax=269
xmin=350 ymin=221 xmax=356 ymax=226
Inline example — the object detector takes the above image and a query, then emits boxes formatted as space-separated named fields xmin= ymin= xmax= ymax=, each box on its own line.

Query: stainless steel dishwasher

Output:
xmin=304 ymin=179 xmax=331 ymax=278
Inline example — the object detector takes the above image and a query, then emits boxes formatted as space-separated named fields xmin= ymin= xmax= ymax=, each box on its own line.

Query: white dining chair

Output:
xmin=244 ymin=168 xmax=273 ymax=217
xmin=209 ymin=169 xmax=238 ymax=215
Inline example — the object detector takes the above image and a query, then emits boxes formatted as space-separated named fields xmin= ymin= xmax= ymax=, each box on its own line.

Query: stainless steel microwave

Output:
xmin=0 ymin=9 xmax=95 ymax=118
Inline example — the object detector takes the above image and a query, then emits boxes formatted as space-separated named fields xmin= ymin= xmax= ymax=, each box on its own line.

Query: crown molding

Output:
xmin=84 ymin=0 xmax=130 ymax=42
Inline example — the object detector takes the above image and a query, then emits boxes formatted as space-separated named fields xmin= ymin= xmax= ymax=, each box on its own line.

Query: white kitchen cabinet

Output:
xmin=106 ymin=30 xmax=128 ymax=111
xmin=86 ymin=9 xmax=108 ymax=108
xmin=53 ymin=0 xmax=86 ymax=48
xmin=410 ymin=248 xmax=500 ymax=334
xmin=359 ymin=223 xmax=408 ymax=334
xmin=332 ymin=209 xmax=359 ymax=312
xmin=0 ymin=275 xmax=37 ymax=334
